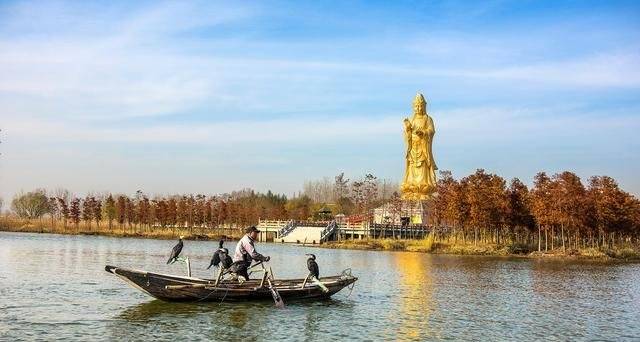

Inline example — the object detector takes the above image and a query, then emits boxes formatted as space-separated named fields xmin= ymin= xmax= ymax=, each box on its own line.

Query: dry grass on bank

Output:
xmin=0 ymin=216 xmax=243 ymax=241
xmin=4 ymin=216 xmax=639 ymax=260
xmin=322 ymin=236 xmax=501 ymax=255
xmin=323 ymin=234 xmax=640 ymax=260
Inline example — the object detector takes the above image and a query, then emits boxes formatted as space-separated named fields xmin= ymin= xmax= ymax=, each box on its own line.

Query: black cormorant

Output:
xmin=207 ymin=240 xmax=233 ymax=269
xmin=207 ymin=240 xmax=223 ymax=269
xmin=166 ymin=236 xmax=184 ymax=264
xmin=306 ymin=253 xmax=319 ymax=279
xmin=305 ymin=253 xmax=328 ymax=293
xmin=219 ymin=249 xmax=233 ymax=269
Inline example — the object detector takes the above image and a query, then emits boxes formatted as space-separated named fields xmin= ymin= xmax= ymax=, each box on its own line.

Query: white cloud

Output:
xmin=475 ymin=53 xmax=640 ymax=87
xmin=0 ymin=2 xmax=257 ymax=119
xmin=1 ymin=1 xmax=639 ymax=125
xmin=4 ymin=115 xmax=398 ymax=144
xmin=436 ymin=104 xmax=640 ymax=145
xmin=5 ymin=103 xmax=639 ymax=148
xmin=1 ymin=1 xmax=639 ymax=200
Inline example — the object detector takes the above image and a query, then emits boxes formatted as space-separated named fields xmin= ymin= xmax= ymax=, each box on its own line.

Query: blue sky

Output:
xmin=0 ymin=0 xmax=639 ymax=201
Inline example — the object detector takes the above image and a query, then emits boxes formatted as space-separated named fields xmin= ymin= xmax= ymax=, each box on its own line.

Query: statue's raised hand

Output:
xmin=403 ymin=118 xmax=411 ymax=131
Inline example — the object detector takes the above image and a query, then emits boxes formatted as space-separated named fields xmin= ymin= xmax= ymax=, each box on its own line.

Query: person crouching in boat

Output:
xmin=230 ymin=226 xmax=270 ymax=281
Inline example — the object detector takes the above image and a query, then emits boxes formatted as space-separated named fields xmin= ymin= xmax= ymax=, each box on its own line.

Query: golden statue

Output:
xmin=401 ymin=93 xmax=437 ymax=200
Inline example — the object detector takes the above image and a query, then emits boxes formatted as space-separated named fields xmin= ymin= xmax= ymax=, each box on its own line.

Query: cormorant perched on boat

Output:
xmin=305 ymin=253 xmax=328 ymax=293
xmin=306 ymin=253 xmax=319 ymax=279
xmin=167 ymin=236 xmax=184 ymax=264
xmin=207 ymin=240 xmax=223 ymax=269
xmin=219 ymin=249 xmax=233 ymax=269
xmin=207 ymin=240 xmax=232 ymax=270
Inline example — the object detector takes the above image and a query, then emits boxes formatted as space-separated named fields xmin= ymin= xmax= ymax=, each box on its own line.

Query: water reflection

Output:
xmin=110 ymin=296 xmax=358 ymax=340
xmin=393 ymin=252 xmax=435 ymax=340
xmin=117 ymin=300 xmax=214 ymax=321
xmin=2 ymin=232 xmax=639 ymax=341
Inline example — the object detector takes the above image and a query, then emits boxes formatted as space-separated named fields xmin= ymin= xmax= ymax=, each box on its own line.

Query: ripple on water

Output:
xmin=1 ymin=232 xmax=639 ymax=341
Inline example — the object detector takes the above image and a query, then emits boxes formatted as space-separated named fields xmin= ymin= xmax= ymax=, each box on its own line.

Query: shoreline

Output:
xmin=0 ymin=228 xmax=236 ymax=241
xmin=2 ymin=223 xmax=639 ymax=261
xmin=0 ymin=219 xmax=243 ymax=241
xmin=319 ymin=238 xmax=640 ymax=261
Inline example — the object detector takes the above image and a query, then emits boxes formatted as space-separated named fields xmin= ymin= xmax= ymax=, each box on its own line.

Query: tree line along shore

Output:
xmin=1 ymin=169 xmax=639 ymax=259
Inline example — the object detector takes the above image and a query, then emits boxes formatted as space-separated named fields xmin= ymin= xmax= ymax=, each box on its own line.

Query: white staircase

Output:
xmin=280 ymin=226 xmax=324 ymax=244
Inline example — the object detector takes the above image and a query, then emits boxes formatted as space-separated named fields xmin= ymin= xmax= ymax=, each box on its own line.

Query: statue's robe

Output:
xmin=402 ymin=113 xmax=437 ymax=199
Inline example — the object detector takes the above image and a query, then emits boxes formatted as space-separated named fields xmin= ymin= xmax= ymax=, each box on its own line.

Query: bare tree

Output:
xmin=377 ymin=178 xmax=399 ymax=201
xmin=303 ymin=177 xmax=334 ymax=203
xmin=362 ymin=173 xmax=379 ymax=211
xmin=11 ymin=189 xmax=50 ymax=219
xmin=334 ymin=173 xmax=350 ymax=202
xmin=53 ymin=188 xmax=71 ymax=204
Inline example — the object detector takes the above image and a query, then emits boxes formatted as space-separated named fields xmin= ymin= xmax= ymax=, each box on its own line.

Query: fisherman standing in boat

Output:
xmin=230 ymin=226 xmax=270 ymax=280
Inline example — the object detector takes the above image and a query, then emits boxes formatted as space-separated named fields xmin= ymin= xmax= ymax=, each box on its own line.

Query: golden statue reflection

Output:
xmin=401 ymin=93 xmax=437 ymax=200
xmin=391 ymin=252 xmax=437 ymax=340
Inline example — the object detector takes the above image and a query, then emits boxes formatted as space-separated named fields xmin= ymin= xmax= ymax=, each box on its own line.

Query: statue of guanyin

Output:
xmin=401 ymin=93 xmax=437 ymax=200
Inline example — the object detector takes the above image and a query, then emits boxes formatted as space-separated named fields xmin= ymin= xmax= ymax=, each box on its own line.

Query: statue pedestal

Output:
xmin=373 ymin=200 xmax=429 ymax=225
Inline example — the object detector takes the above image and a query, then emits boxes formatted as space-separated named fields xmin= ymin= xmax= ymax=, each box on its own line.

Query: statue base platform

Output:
xmin=373 ymin=200 xmax=430 ymax=225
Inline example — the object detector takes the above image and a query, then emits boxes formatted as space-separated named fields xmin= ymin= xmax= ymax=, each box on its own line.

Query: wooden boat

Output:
xmin=105 ymin=265 xmax=357 ymax=303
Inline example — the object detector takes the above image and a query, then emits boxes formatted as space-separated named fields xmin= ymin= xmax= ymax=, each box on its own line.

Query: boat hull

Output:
xmin=105 ymin=265 xmax=357 ymax=303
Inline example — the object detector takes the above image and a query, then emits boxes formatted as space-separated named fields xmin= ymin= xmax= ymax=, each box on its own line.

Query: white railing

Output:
xmin=320 ymin=220 xmax=338 ymax=242
xmin=277 ymin=220 xmax=296 ymax=237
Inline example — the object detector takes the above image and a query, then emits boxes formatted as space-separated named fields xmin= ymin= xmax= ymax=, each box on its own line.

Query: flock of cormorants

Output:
xmin=165 ymin=236 xmax=322 ymax=280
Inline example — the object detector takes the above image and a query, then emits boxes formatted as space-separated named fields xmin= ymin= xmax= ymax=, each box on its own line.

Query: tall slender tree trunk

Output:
xmin=561 ymin=223 xmax=565 ymax=253
xmin=538 ymin=224 xmax=541 ymax=252
xmin=474 ymin=227 xmax=478 ymax=246
xmin=577 ymin=232 xmax=580 ymax=249
xmin=545 ymin=227 xmax=548 ymax=252
xmin=612 ymin=232 xmax=616 ymax=249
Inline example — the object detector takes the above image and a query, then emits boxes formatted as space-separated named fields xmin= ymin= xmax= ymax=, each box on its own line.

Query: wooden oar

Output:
xmin=247 ymin=261 xmax=264 ymax=277
xmin=262 ymin=263 xmax=285 ymax=308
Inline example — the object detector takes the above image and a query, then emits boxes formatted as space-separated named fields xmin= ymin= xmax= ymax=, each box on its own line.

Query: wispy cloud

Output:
xmin=1 ymin=1 xmax=639 ymax=122
xmin=475 ymin=53 xmax=640 ymax=87
xmin=0 ymin=0 xmax=639 ymax=200
xmin=7 ymin=103 xmax=639 ymax=148
xmin=5 ymin=115 xmax=398 ymax=144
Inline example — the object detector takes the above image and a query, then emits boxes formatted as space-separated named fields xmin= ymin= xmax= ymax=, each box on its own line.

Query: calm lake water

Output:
xmin=1 ymin=232 xmax=639 ymax=341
